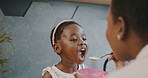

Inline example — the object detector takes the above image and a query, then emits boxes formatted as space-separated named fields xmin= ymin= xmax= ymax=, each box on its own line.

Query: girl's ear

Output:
xmin=53 ymin=43 xmax=62 ymax=54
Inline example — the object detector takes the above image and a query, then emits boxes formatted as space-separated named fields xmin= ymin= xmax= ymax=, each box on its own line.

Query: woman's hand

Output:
xmin=108 ymin=53 xmax=126 ymax=70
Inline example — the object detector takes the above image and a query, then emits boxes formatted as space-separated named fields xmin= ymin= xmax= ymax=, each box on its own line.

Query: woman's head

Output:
xmin=106 ymin=0 xmax=148 ymax=61
xmin=50 ymin=20 xmax=88 ymax=64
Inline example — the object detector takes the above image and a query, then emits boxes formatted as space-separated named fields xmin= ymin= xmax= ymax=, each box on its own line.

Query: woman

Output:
xmin=74 ymin=0 xmax=148 ymax=78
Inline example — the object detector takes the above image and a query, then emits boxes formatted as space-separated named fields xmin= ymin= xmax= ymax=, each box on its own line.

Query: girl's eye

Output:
xmin=72 ymin=38 xmax=77 ymax=42
xmin=71 ymin=38 xmax=77 ymax=42
xmin=82 ymin=38 xmax=87 ymax=41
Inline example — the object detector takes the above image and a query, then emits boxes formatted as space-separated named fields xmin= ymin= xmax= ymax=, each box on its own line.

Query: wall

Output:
xmin=0 ymin=1 xmax=115 ymax=78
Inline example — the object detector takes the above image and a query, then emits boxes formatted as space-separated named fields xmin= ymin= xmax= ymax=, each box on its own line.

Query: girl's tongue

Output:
xmin=78 ymin=52 xmax=85 ymax=61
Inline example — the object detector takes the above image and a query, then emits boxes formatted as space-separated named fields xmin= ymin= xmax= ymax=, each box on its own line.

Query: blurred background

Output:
xmin=0 ymin=0 xmax=115 ymax=78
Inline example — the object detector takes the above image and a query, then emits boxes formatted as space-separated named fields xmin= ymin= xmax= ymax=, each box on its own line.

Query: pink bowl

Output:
xmin=77 ymin=68 xmax=109 ymax=78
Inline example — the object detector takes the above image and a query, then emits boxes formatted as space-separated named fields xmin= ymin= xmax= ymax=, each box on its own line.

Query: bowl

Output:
xmin=77 ymin=68 xmax=109 ymax=78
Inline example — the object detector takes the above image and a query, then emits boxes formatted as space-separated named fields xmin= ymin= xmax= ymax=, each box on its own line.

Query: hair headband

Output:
xmin=52 ymin=20 xmax=71 ymax=45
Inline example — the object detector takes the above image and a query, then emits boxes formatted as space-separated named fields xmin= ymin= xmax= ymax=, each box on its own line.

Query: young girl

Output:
xmin=42 ymin=20 xmax=89 ymax=78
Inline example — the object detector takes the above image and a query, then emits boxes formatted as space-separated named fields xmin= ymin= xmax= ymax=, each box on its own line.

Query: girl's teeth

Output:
xmin=81 ymin=49 xmax=85 ymax=51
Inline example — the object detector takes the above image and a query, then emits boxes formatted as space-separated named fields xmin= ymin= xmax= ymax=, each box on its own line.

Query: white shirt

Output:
xmin=106 ymin=44 xmax=148 ymax=78
xmin=42 ymin=64 xmax=86 ymax=78
xmin=42 ymin=65 xmax=74 ymax=78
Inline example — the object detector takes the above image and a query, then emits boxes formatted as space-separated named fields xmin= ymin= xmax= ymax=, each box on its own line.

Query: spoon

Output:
xmin=89 ymin=53 xmax=113 ymax=61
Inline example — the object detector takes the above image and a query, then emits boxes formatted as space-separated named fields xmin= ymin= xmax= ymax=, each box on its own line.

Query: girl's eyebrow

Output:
xmin=70 ymin=33 xmax=77 ymax=36
xmin=70 ymin=33 xmax=86 ymax=36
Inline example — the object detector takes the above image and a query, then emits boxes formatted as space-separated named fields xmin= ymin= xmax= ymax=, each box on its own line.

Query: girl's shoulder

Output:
xmin=42 ymin=71 xmax=52 ymax=78
xmin=42 ymin=66 xmax=51 ymax=76
xmin=42 ymin=66 xmax=58 ymax=78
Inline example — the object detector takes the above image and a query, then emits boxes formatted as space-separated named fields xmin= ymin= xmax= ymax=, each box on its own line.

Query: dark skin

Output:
xmin=74 ymin=1 xmax=147 ymax=78
xmin=106 ymin=6 xmax=146 ymax=61
xmin=42 ymin=24 xmax=88 ymax=78
xmin=42 ymin=72 xmax=52 ymax=78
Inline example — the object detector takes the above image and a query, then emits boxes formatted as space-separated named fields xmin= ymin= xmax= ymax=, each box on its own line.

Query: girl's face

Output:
xmin=59 ymin=24 xmax=88 ymax=64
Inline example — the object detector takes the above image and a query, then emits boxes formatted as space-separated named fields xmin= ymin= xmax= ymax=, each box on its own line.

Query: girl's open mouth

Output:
xmin=78 ymin=48 xmax=86 ymax=61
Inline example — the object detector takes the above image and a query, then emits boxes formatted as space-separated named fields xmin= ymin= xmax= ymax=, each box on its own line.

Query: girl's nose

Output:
xmin=78 ymin=39 xmax=85 ymax=45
